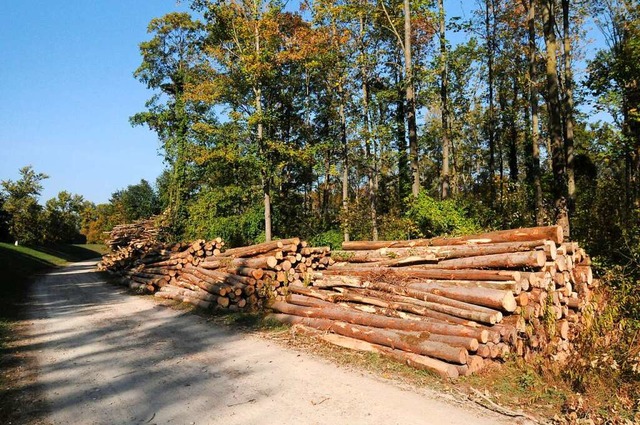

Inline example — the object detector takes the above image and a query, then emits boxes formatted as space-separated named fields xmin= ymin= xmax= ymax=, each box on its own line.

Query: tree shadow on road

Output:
xmin=2 ymin=261 xmax=283 ymax=424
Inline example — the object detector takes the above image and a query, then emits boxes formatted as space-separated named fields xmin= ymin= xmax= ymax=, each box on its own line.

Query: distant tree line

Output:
xmin=0 ymin=166 xmax=161 ymax=246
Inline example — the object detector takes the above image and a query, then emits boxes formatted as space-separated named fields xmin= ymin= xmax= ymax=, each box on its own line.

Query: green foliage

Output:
xmin=0 ymin=166 xmax=49 ymax=245
xmin=405 ymin=192 xmax=480 ymax=238
xmin=79 ymin=203 xmax=113 ymax=244
xmin=185 ymin=185 xmax=264 ymax=247
xmin=560 ymin=277 xmax=640 ymax=418
xmin=309 ymin=229 xmax=344 ymax=250
xmin=109 ymin=179 xmax=160 ymax=224
xmin=131 ymin=12 xmax=207 ymax=237
xmin=378 ymin=212 xmax=417 ymax=241
xmin=0 ymin=194 xmax=10 ymax=242
xmin=42 ymin=191 xmax=88 ymax=244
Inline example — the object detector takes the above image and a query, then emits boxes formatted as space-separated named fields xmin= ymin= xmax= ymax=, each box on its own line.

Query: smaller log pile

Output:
xmin=152 ymin=238 xmax=333 ymax=310
xmin=98 ymin=218 xmax=167 ymax=271
xmin=119 ymin=238 xmax=225 ymax=293
xmin=105 ymin=218 xmax=162 ymax=250
xmin=99 ymin=233 xmax=333 ymax=312
xmin=268 ymin=226 xmax=596 ymax=379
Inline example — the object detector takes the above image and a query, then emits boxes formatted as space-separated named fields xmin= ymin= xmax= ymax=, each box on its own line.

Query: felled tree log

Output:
xmin=423 ymin=251 xmax=546 ymax=270
xmin=320 ymin=267 xmax=521 ymax=282
xmin=200 ymin=256 xmax=278 ymax=270
xmin=218 ymin=238 xmax=300 ymax=258
xmin=402 ymin=282 xmax=518 ymax=312
xmin=342 ymin=225 xmax=563 ymax=250
xmin=363 ymin=280 xmax=512 ymax=316
xmin=290 ymin=324 xmax=460 ymax=379
xmin=270 ymin=314 xmax=468 ymax=364
xmin=341 ymin=286 xmax=502 ymax=325
xmin=267 ymin=301 xmax=488 ymax=342
xmin=286 ymin=290 xmax=485 ymax=328
xmin=333 ymin=240 xmax=551 ymax=264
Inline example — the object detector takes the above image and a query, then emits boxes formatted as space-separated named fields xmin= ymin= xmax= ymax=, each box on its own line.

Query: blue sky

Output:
xmin=0 ymin=0 xmax=606 ymax=205
xmin=0 ymin=0 xmax=190 ymax=204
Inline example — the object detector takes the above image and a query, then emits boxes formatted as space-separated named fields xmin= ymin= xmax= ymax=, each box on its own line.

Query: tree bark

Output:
xmin=320 ymin=267 xmax=521 ymax=282
xmin=340 ymin=85 xmax=350 ymax=243
xmin=404 ymin=0 xmax=420 ymax=197
xmin=542 ymin=0 xmax=570 ymax=237
xmin=562 ymin=0 xmax=576 ymax=221
xmin=485 ymin=0 xmax=497 ymax=205
xmin=341 ymin=225 xmax=563 ymax=249
xmin=525 ymin=0 xmax=544 ymax=225
xmin=360 ymin=23 xmax=378 ymax=241
xmin=439 ymin=0 xmax=450 ymax=199
xmin=268 ymin=301 xmax=488 ymax=342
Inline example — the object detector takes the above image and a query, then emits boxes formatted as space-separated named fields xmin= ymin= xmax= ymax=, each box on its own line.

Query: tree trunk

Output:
xmin=562 ymin=0 xmax=576 ymax=221
xmin=525 ymin=0 xmax=544 ymax=225
xmin=485 ymin=0 xmax=496 ymax=206
xmin=254 ymin=16 xmax=271 ymax=242
xmin=340 ymin=86 xmax=349 ymax=243
xmin=404 ymin=0 xmax=420 ymax=197
xmin=542 ymin=0 xmax=570 ymax=237
xmin=439 ymin=0 xmax=450 ymax=199
xmin=509 ymin=74 xmax=519 ymax=182
xmin=396 ymin=64 xmax=409 ymax=204
xmin=360 ymin=35 xmax=378 ymax=241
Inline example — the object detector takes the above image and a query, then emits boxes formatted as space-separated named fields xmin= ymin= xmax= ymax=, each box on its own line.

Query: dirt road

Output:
xmin=26 ymin=260 xmax=515 ymax=424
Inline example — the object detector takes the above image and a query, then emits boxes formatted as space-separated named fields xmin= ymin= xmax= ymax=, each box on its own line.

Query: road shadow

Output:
xmin=4 ymin=261 xmax=283 ymax=424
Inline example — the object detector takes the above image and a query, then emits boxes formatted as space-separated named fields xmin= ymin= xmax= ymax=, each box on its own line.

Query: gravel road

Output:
xmin=27 ymin=260 xmax=515 ymax=425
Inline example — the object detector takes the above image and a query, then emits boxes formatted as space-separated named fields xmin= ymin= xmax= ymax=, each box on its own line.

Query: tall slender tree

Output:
xmin=439 ymin=0 xmax=450 ymax=199
xmin=542 ymin=0 xmax=570 ymax=236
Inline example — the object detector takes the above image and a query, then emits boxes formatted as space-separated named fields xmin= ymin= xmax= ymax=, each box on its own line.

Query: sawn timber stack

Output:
xmin=268 ymin=225 xmax=596 ymax=379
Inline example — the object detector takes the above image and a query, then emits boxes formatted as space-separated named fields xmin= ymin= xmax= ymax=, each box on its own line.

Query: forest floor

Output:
xmin=3 ymin=259 xmax=529 ymax=425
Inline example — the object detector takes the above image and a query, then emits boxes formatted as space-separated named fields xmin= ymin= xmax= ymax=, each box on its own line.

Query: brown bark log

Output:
xmin=271 ymin=314 xmax=467 ymax=364
xmin=218 ymin=238 xmax=300 ymax=258
xmin=335 ymin=240 xmax=550 ymax=264
xmin=425 ymin=251 xmax=545 ymax=270
xmin=268 ymin=301 xmax=488 ymax=342
xmin=342 ymin=226 xmax=563 ymax=250
xmin=359 ymin=280 xmax=510 ymax=318
xmin=292 ymin=325 xmax=459 ymax=378
xmin=403 ymin=282 xmax=517 ymax=312
xmin=287 ymin=289 xmax=484 ymax=328
xmin=200 ymin=256 xmax=278 ymax=270
xmin=321 ymin=267 xmax=521 ymax=282
xmin=339 ymin=286 xmax=501 ymax=325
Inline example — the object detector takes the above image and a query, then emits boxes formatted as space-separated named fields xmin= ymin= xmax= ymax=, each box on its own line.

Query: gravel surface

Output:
xmin=27 ymin=260 xmax=515 ymax=425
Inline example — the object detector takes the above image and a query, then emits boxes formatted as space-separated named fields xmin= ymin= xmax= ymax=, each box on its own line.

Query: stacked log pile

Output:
xmin=98 ymin=218 xmax=166 ymax=271
xmin=152 ymin=238 xmax=332 ymax=311
xmin=105 ymin=218 xmax=162 ymax=250
xmin=99 ymin=230 xmax=333 ymax=312
xmin=267 ymin=226 xmax=596 ymax=379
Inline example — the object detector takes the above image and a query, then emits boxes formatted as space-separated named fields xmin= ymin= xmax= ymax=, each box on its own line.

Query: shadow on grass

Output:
xmin=34 ymin=244 xmax=106 ymax=263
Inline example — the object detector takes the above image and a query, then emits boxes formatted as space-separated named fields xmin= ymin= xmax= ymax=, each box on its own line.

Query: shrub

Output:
xmin=405 ymin=192 xmax=480 ymax=238
xmin=309 ymin=229 xmax=344 ymax=250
